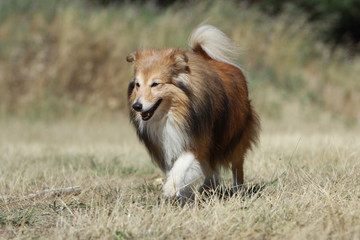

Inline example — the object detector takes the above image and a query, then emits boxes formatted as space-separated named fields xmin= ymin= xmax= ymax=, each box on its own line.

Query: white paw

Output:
xmin=163 ymin=179 xmax=178 ymax=197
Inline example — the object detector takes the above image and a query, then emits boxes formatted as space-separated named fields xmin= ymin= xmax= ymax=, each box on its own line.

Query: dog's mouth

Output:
xmin=141 ymin=99 xmax=162 ymax=121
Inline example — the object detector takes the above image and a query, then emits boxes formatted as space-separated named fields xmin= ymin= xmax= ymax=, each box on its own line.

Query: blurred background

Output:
xmin=0 ymin=0 xmax=359 ymax=130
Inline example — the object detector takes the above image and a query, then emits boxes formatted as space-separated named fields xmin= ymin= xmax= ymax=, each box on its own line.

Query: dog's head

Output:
xmin=127 ymin=48 xmax=190 ymax=122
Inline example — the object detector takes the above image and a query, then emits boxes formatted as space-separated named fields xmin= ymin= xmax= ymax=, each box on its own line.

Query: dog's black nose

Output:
xmin=132 ymin=102 xmax=142 ymax=112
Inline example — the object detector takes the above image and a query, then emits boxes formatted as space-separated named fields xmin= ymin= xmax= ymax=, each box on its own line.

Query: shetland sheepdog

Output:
xmin=127 ymin=25 xmax=260 ymax=202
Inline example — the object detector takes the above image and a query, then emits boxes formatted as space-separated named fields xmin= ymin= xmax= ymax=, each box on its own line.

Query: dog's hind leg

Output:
xmin=230 ymin=114 xmax=258 ymax=192
xmin=230 ymin=143 xmax=246 ymax=192
xmin=163 ymin=152 xmax=204 ymax=204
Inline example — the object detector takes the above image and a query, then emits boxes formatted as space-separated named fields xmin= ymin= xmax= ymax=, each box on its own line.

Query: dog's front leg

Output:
xmin=163 ymin=152 xmax=204 ymax=204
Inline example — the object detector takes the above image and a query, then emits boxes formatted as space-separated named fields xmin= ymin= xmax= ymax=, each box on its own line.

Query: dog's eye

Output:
xmin=136 ymin=82 xmax=140 ymax=87
xmin=151 ymin=82 xmax=159 ymax=87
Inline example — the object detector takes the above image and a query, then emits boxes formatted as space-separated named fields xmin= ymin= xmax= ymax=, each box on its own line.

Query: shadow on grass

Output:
xmin=159 ymin=183 xmax=267 ymax=207
xmin=200 ymin=173 xmax=286 ymax=203
xmin=145 ymin=173 xmax=286 ymax=207
xmin=200 ymin=183 xmax=265 ymax=202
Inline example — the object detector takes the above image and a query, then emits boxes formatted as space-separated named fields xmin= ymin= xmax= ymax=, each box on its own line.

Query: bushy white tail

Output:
xmin=189 ymin=25 xmax=239 ymax=67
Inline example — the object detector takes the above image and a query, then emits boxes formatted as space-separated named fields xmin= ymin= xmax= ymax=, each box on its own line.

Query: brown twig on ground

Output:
xmin=0 ymin=186 xmax=82 ymax=202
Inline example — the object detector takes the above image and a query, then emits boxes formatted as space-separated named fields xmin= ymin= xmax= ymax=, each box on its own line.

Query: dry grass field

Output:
xmin=1 ymin=115 xmax=359 ymax=239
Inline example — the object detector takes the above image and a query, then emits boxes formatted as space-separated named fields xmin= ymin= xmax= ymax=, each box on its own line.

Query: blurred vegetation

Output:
xmin=257 ymin=0 xmax=360 ymax=52
xmin=0 ymin=0 xmax=359 ymax=124
xmin=88 ymin=0 xmax=360 ymax=52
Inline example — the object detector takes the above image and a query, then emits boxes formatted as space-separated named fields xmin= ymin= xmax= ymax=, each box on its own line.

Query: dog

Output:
xmin=127 ymin=25 xmax=260 ymax=202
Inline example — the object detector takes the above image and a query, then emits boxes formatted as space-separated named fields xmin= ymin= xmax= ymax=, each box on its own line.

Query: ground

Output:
xmin=0 ymin=114 xmax=359 ymax=239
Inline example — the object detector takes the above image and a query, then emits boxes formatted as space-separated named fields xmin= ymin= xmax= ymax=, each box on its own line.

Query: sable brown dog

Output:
xmin=127 ymin=25 xmax=260 ymax=202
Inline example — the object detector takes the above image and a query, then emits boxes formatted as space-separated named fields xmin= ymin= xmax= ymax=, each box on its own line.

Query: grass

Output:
xmin=0 ymin=115 xmax=359 ymax=239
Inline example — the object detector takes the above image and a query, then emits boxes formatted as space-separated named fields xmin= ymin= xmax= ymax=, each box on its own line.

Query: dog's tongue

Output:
xmin=140 ymin=99 xmax=162 ymax=121
xmin=141 ymin=111 xmax=152 ymax=121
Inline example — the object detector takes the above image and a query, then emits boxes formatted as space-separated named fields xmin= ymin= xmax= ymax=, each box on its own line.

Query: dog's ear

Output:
xmin=170 ymin=49 xmax=189 ymax=73
xmin=126 ymin=51 xmax=138 ymax=63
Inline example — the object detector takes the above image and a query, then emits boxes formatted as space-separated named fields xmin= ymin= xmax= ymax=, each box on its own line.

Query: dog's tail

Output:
xmin=189 ymin=25 xmax=240 ymax=67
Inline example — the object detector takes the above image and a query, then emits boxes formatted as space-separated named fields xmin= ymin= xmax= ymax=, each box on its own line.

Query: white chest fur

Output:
xmin=139 ymin=113 xmax=190 ymax=171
